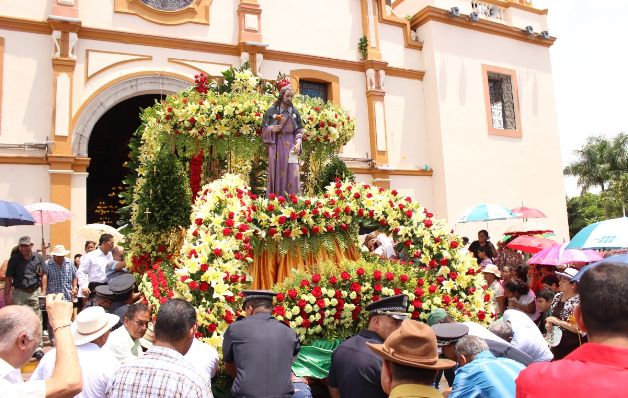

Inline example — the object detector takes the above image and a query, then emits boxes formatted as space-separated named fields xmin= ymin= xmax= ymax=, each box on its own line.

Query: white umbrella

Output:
xmin=77 ymin=223 xmax=124 ymax=244
xmin=566 ymin=217 xmax=628 ymax=249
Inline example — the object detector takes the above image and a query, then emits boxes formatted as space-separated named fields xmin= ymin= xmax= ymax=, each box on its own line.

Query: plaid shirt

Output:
xmin=106 ymin=346 xmax=211 ymax=398
xmin=43 ymin=258 xmax=76 ymax=301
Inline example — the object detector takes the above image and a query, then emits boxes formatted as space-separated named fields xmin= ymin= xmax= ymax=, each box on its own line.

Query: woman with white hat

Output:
xmin=483 ymin=264 xmax=506 ymax=316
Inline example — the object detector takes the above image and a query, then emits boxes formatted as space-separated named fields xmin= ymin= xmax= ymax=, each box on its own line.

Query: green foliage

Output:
xmin=136 ymin=150 xmax=192 ymax=233
xmin=358 ymin=36 xmax=368 ymax=60
xmin=118 ymin=126 xmax=144 ymax=229
xmin=317 ymin=157 xmax=355 ymax=194
xmin=566 ymin=193 xmax=624 ymax=238
xmin=564 ymin=132 xmax=628 ymax=193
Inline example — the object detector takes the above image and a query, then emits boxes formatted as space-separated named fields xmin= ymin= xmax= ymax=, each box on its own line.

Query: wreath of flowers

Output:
xmin=136 ymin=174 xmax=494 ymax=349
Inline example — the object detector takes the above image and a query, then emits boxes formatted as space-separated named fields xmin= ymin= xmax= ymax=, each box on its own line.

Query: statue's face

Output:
xmin=282 ymin=90 xmax=294 ymax=105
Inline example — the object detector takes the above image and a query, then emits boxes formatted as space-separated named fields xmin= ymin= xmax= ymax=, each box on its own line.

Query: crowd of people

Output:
xmin=1 ymin=230 xmax=627 ymax=398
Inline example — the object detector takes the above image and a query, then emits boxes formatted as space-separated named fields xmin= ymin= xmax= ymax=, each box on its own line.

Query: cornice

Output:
xmin=349 ymin=167 xmax=433 ymax=177
xmin=0 ymin=15 xmax=51 ymax=35
xmin=410 ymin=6 xmax=555 ymax=47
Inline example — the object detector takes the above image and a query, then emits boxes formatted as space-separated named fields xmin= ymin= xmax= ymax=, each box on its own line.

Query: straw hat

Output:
xmin=50 ymin=244 xmax=70 ymax=257
xmin=71 ymin=306 xmax=119 ymax=345
xmin=367 ymin=319 xmax=456 ymax=370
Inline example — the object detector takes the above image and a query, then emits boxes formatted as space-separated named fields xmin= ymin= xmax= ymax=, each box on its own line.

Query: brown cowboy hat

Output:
xmin=367 ymin=319 xmax=456 ymax=370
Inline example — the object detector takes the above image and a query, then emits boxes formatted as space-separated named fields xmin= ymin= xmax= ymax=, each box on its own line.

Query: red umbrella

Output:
xmin=507 ymin=235 xmax=558 ymax=254
xmin=512 ymin=206 xmax=547 ymax=219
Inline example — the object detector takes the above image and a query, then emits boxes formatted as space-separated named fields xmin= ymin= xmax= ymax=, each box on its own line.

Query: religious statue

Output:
xmin=262 ymin=86 xmax=304 ymax=196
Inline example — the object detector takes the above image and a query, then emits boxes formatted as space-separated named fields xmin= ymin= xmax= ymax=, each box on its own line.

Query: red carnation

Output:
xmin=456 ymin=302 xmax=464 ymax=310
xmin=424 ymin=219 xmax=433 ymax=228
xmin=213 ymin=248 xmax=223 ymax=257
xmin=429 ymin=259 xmax=438 ymax=268
xmin=274 ymin=306 xmax=286 ymax=317
xmin=439 ymin=258 xmax=449 ymax=266
xmin=350 ymin=282 xmax=361 ymax=293
xmin=225 ymin=219 xmax=235 ymax=227
xmin=450 ymin=241 xmax=459 ymax=249
xmin=385 ymin=272 xmax=395 ymax=281
xmin=300 ymin=279 xmax=310 ymax=288
xmin=195 ymin=218 xmax=203 ymax=226
xmin=443 ymin=295 xmax=451 ymax=305
xmin=478 ymin=311 xmax=486 ymax=321
xmin=278 ymin=216 xmax=287 ymax=224
xmin=223 ymin=228 xmax=232 ymax=236
xmin=329 ymin=276 xmax=338 ymax=284
xmin=428 ymin=285 xmax=437 ymax=293
xmin=374 ymin=283 xmax=382 ymax=292
xmin=199 ymin=281 xmax=209 ymax=292
xmin=312 ymin=274 xmax=321 ymax=283
xmin=208 ymin=323 xmax=217 ymax=333
xmin=267 ymin=204 xmax=275 ymax=212
xmin=414 ymin=287 xmax=424 ymax=297
xmin=312 ymin=226 xmax=320 ymax=234
xmin=341 ymin=271 xmax=351 ymax=281
xmin=353 ymin=192 xmax=361 ymax=199
xmin=288 ymin=289 xmax=298 ymax=299
xmin=269 ymin=193 xmax=276 ymax=200
xmin=399 ymin=274 xmax=409 ymax=283
xmin=189 ymin=281 xmax=199 ymax=290
xmin=373 ymin=270 xmax=382 ymax=281
xmin=356 ymin=268 xmax=365 ymax=277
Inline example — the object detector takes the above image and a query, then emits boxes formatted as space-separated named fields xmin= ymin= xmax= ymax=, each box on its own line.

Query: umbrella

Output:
xmin=506 ymin=235 xmax=558 ymax=254
xmin=77 ymin=223 xmax=124 ymax=244
xmin=572 ymin=254 xmax=628 ymax=282
xmin=511 ymin=206 xmax=547 ymax=219
xmin=0 ymin=199 xmax=36 ymax=226
xmin=25 ymin=202 xmax=72 ymax=246
xmin=582 ymin=249 xmax=603 ymax=263
xmin=457 ymin=204 xmax=517 ymax=223
xmin=504 ymin=221 xmax=553 ymax=236
xmin=527 ymin=243 xmax=592 ymax=266
xmin=566 ymin=217 xmax=628 ymax=249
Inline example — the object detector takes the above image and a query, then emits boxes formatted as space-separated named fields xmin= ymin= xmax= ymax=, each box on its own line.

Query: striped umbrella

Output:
xmin=566 ymin=217 xmax=628 ymax=249
xmin=457 ymin=204 xmax=517 ymax=223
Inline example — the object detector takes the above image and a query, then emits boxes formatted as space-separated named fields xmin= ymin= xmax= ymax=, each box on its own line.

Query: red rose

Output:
xmin=414 ymin=287 xmax=424 ymax=297
xmin=379 ymin=219 xmax=387 ymax=226
xmin=385 ymin=272 xmax=395 ymax=281
xmin=282 ymin=229 xmax=291 ymax=238
xmin=449 ymin=272 xmax=458 ymax=280
xmin=189 ymin=281 xmax=199 ymax=290
xmin=450 ymin=241 xmax=459 ymax=249
xmin=195 ymin=218 xmax=203 ymax=226
xmin=391 ymin=189 xmax=398 ymax=196
xmin=274 ymin=306 xmax=286 ymax=317
xmin=484 ymin=294 xmax=491 ymax=303
xmin=356 ymin=268 xmax=365 ymax=276
xmin=357 ymin=209 xmax=365 ymax=217
xmin=341 ymin=271 xmax=350 ymax=281
xmin=180 ymin=275 xmax=189 ymax=282
xmin=235 ymin=232 xmax=243 ymax=240
xmin=478 ymin=311 xmax=486 ymax=321
xmin=297 ymin=299 xmax=307 ymax=308
xmin=199 ymin=282 xmax=209 ymax=292
xmin=312 ymin=226 xmax=320 ymax=234
xmin=225 ymin=219 xmax=235 ymax=227
xmin=429 ymin=259 xmax=438 ymax=268
xmin=316 ymin=299 xmax=326 ymax=308
xmin=443 ymin=295 xmax=451 ymax=305
xmin=439 ymin=258 xmax=449 ymax=266
xmin=278 ymin=196 xmax=286 ymax=204
xmin=290 ymin=212 xmax=298 ymax=220
xmin=353 ymin=192 xmax=361 ymax=199
xmin=456 ymin=302 xmax=464 ymax=310
xmin=269 ymin=228 xmax=277 ymax=237
xmin=373 ymin=270 xmax=382 ymax=281
xmin=428 ymin=285 xmax=437 ymax=293
xmin=329 ymin=276 xmax=338 ymax=284
xmin=267 ymin=204 xmax=275 ymax=212
xmin=300 ymin=279 xmax=310 ymax=288
xmin=312 ymin=286 xmax=322 ymax=298
xmin=424 ymin=219 xmax=433 ymax=228
xmin=412 ymin=298 xmax=422 ymax=308
xmin=278 ymin=216 xmax=287 ymax=224
xmin=399 ymin=274 xmax=409 ymax=283
xmin=238 ymin=223 xmax=248 ymax=232
xmin=288 ymin=289 xmax=298 ymax=299
xmin=311 ymin=274 xmax=321 ymax=283
xmin=208 ymin=323 xmax=217 ymax=333
xmin=350 ymin=282 xmax=361 ymax=293
xmin=372 ymin=295 xmax=380 ymax=302
xmin=269 ymin=193 xmax=276 ymax=200
xmin=213 ymin=248 xmax=223 ymax=257
xmin=302 ymin=319 xmax=311 ymax=328
xmin=437 ymin=276 xmax=445 ymax=285
xmin=326 ymin=225 xmax=334 ymax=232
xmin=374 ymin=283 xmax=382 ymax=292
xmin=404 ymin=240 xmax=412 ymax=248
xmin=223 ymin=228 xmax=232 ymax=236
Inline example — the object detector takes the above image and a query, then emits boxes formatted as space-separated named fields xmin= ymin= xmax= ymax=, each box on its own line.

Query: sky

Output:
xmin=540 ymin=0 xmax=628 ymax=197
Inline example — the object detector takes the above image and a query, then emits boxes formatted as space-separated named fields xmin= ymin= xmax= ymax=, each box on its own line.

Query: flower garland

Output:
xmin=137 ymin=174 xmax=494 ymax=350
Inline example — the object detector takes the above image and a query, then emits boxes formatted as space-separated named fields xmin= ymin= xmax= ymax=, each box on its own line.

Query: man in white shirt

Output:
xmin=104 ymin=303 xmax=150 ymax=364
xmin=184 ymin=338 xmax=219 ymax=382
xmin=32 ymin=306 xmax=119 ymax=398
xmin=0 ymin=293 xmax=82 ymax=397
xmin=77 ymin=234 xmax=115 ymax=302
xmin=489 ymin=310 xmax=553 ymax=362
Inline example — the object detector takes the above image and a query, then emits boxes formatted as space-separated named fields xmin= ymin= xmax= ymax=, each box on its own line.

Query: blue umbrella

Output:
xmin=572 ymin=254 xmax=628 ymax=282
xmin=566 ymin=217 xmax=628 ymax=249
xmin=0 ymin=199 xmax=36 ymax=226
xmin=458 ymin=203 xmax=517 ymax=223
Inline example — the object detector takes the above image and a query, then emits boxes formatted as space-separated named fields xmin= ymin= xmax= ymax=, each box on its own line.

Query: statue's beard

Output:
xmin=282 ymin=99 xmax=292 ymax=107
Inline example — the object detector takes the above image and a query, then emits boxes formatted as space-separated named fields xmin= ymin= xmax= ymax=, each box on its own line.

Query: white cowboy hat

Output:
xmin=50 ymin=244 xmax=70 ymax=257
xmin=139 ymin=322 xmax=155 ymax=350
xmin=71 ymin=306 xmax=119 ymax=346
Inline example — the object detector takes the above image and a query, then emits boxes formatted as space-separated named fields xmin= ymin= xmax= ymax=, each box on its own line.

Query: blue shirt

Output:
xmin=43 ymin=258 xmax=76 ymax=301
xmin=449 ymin=350 xmax=525 ymax=398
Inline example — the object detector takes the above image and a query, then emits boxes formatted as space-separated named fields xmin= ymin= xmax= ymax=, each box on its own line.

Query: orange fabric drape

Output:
xmin=249 ymin=237 xmax=361 ymax=289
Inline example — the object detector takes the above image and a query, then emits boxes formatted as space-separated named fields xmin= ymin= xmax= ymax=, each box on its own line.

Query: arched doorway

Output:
xmin=86 ymin=94 xmax=160 ymax=225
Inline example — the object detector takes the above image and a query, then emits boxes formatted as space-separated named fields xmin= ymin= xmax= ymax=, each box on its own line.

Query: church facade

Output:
xmin=0 ymin=0 xmax=568 ymax=255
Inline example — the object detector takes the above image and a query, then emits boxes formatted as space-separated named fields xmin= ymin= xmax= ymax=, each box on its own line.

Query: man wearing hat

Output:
xmin=328 ymin=294 xmax=410 ymax=398
xmin=222 ymin=290 xmax=300 ymax=398
xmin=367 ymin=319 xmax=456 ymax=398
xmin=42 ymin=245 xmax=77 ymax=303
xmin=94 ymin=273 xmax=137 ymax=330
xmin=4 ymin=235 xmax=46 ymax=359
xmin=104 ymin=303 xmax=150 ymax=364
xmin=32 ymin=306 xmax=119 ymax=398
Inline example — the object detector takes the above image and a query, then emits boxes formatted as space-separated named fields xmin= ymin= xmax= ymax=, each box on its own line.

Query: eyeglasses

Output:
xmin=130 ymin=319 xmax=149 ymax=328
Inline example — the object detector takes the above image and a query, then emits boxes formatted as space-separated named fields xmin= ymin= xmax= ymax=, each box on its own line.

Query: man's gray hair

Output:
xmin=455 ymin=335 xmax=489 ymax=362
xmin=488 ymin=319 xmax=513 ymax=342
xmin=0 ymin=306 xmax=40 ymax=351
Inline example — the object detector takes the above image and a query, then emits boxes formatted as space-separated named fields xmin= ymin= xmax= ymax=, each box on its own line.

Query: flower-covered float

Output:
xmin=122 ymin=67 xmax=494 ymax=385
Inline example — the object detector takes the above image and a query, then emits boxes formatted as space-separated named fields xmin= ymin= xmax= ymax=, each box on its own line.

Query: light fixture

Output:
xmin=524 ymin=25 xmax=535 ymax=35
xmin=540 ymin=30 xmax=550 ymax=39
xmin=469 ymin=12 xmax=480 ymax=22
xmin=449 ymin=7 xmax=460 ymax=17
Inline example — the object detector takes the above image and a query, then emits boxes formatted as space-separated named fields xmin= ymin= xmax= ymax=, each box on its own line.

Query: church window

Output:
xmin=482 ymin=65 xmax=521 ymax=137
xmin=299 ymin=80 xmax=329 ymax=102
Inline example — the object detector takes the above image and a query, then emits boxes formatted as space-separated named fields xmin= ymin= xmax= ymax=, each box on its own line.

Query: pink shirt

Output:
xmin=516 ymin=342 xmax=628 ymax=397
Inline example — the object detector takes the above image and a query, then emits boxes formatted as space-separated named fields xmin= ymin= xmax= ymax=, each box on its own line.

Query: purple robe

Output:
xmin=262 ymin=104 xmax=303 ymax=196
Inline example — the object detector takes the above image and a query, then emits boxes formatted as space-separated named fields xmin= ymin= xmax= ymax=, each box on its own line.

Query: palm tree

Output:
xmin=564 ymin=133 xmax=627 ymax=194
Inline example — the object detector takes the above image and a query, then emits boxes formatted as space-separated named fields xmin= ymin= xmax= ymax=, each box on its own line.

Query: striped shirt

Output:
xmin=449 ymin=350 xmax=525 ymax=398
xmin=106 ymin=345 xmax=212 ymax=398
xmin=43 ymin=258 xmax=76 ymax=301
